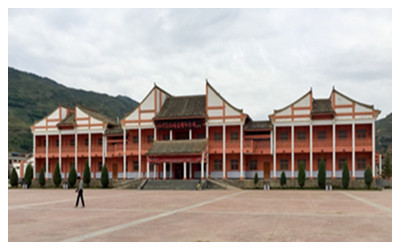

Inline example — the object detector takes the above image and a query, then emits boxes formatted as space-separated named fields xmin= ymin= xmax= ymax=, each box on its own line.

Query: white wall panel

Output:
xmin=225 ymin=104 xmax=240 ymax=116
xmin=294 ymin=109 xmax=310 ymax=115
xmin=76 ymin=108 xmax=88 ymax=118
xmin=141 ymin=112 xmax=155 ymax=120
xmin=355 ymin=104 xmax=372 ymax=113
xmin=276 ymin=107 xmax=291 ymax=116
xmin=141 ymin=90 xmax=155 ymax=110
xmin=208 ymin=87 xmax=223 ymax=106
xmin=293 ymin=94 xmax=310 ymax=108
xmin=335 ymin=107 xmax=353 ymax=113
xmin=208 ymin=109 xmax=223 ymax=117
xmin=335 ymin=93 xmax=352 ymax=105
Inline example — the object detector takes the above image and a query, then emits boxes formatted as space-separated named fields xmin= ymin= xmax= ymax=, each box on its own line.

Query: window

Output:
xmin=249 ymin=159 xmax=258 ymax=170
xmin=338 ymin=159 xmax=347 ymax=170
xmin=85 ymin=139 xmax=89 ymax=146
xmin=147 ymin=135 xmax=154 ymax=143
xmin=297 ymin=159 xmax=306 ymax=169
xmin=163 ymin=134 xmax=169 ymax=140
xmin=317 ymin=131 xmax=326 ymax=140
xmin=133 ymin=136 xmax=139 ymax=143
xmin=230 ymin=132 xmax=239 ymax=141
xmin=279 ymin=132 xmax=289 ymax=140
xmin=338 ymin=130 xmax=347 ymax=139
xmin=214 ymin=160 xmax=222 ymax=171
xmin=98 ymin=138 xmax=102 ymax=145
xmin=280 ymin=159 xmax=289 ymax=170
xmin=98 ymin=162 xmax=102 ymax=171
xmin=297 ymin=131 xmax=306 ymax=140
xmin=357 ymin=158 xmax=366 ymax=170
xmin=70 ymin=139 xmax=75 ymax=146
xmin=231 ymin=160 xmax=239 ymax=170
xmin=197 ymin=133 xmax=205 ymax=139
xmin=56 ymin=139 xmax=59 ymax=147
xmin=214 ymin=133 xmax=222 ymax=141
xmin=133 ymin=161 xmax=139 ymax=171
xmin=357 ymin=129 xmax=366 ymax=139
xmin=43 ymin=140 xmax=46 ymax=147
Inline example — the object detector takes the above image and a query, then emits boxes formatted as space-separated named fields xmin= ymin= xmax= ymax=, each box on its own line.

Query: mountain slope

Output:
xmin=8 ymin=67 xmax=139 ymax=153
xmin=375 ymin=113 xmax=392 ymax=154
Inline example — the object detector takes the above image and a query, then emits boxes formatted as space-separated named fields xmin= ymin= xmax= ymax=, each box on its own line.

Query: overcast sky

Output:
xmin=8 ymin=8 xmax=392 ymax=120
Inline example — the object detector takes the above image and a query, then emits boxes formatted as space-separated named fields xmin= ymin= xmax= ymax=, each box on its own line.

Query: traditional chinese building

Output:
xmin=30 ymin=82 xmax=380 ymax=181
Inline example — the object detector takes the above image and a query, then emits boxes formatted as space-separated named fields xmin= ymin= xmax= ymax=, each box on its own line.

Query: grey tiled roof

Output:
xmin=77 ymin=104 xmax=116 ymax=125
xmin=245 ymin=121 xmax=272 ymax=130
xmin=312 ymin=99 xmax=335 ymax=114
xmin=147 ymin=139 xmax=208 ymax=155
xmin=105 ymin=124 xmax=123 ymax=135
xmin=155 ymin=95 xmax=206 ymax=119
xmin=58 ymin=112 xmax=75 ymax=126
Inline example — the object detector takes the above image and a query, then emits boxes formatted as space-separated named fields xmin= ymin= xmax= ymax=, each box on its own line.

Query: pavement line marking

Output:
xmin=338 ymin=191 xmax=392 ymax=213
xmin=61 ymin=191 xmax=245 ymax=242
xmin=8 ymin=193 xmax=133 ymax=210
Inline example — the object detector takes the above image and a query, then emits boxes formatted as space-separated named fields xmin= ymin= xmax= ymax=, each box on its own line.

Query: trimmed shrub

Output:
xmin=298 ymin=161 xmax=306 ymax=188
xmin=24 ymin=163 xmax=33 ymax=188
xmin=68 ymin=164 xmax=77 ymax=188
xmin=318 ymin=159 xmax=326 ymax=189
xmin=83 ymin=159 xmax=91 ymax=187
xmin=382 ymin=153 xmax=392 ymax=179
xmin=254 ymin=172 xmax=259 ymax=185
xmin=342 ymin=162 xmax=350 ymax=189
xmin=364 ymin=167 xmax=373 ymax=189
xmin=10 ymin=168 xmax=18 ymax=187
xmin=39 ymin=166 xmax=46 ymax=188
xmin=280 ymin=171 xmax=287 ymax=187
xmin=101 ymin=164 xmax=109 ymax=188
xmin=53 ymin=162 xmax=62 ymax=188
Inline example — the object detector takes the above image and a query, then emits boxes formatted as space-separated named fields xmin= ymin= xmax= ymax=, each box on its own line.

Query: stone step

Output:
xmin=143 ymin=180 xmax=200 ymax=190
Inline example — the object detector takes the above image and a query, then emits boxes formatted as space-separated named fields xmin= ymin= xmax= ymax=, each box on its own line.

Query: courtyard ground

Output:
xmin=8 ymin=189 xmax=392 ymax=242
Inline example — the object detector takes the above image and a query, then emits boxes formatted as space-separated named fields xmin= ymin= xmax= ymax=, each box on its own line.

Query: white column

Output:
xmin=309 ymin=124 xmax=313 ymax=179
xmin=291 ymin=125 xmax=294 ymax=179
xmin=45 ymin=134 xmax=49 ymax=179
xmin=74 ymin=131 xmax=77 ymax=171
xmin=169 ymin=130 xmax=172 ymax=140
xmin=189 ymin=129 xmax=192 ymax=140
xmin=352 ymin=122 xmax=356 ymax=178
xmin=206 ymin=123 xmax=209 ymax=138
xmin=153 ymin=164 xmax=156 ymax=179
xmin=184 ymin=162 xmax=187 ymax=180
xmin=123 ymin=128 xmax=126 ymax=179
xmin=273 ymin=125 xmax=276 ymax=179
xmin=372 ymin=121 xmax=376 ymax=178
xmin=33 ymin=134 xmax=36 ymax=179
xmin=138 ymin=127 xmax=142 ymax=179
xmin=240 ymin=123 xmax=244 ymax=180
xmin=59 ymin=132 xmax=62 ymax=175
xmin=332 ymin=122 xmax=336 ymax=179
xmin=146 ymin=161 xmax=150 ymax=179
xmin=154 ymin=127 xmax=157 ymax=141
xmin=201 ymin=152 xmax=205 ymax=179
xmin=170 ymin=163 xmax=173 ymax=179
xmin=222 ymin=124 xmax=226 ymax=179
xmin=102 ymin=134 xmax=106 ymax=168
xmin=163 ymin=162 xmax=166 ymax=180
xmin=206 ymin=160 xmax=209 ymax=179
xmin=88 ymin=132 xmax=91 ymax=171
xmin=379 ymin=154 xmax=382 ymax=176
xmin=189 ymin=163 xmax=192 ymax=179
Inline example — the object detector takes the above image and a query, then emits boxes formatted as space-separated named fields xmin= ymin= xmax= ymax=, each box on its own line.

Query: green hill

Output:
xmin=8 ymin=67 xmax=139 ymax=153
xmin=376 ymin=112 xmax=392 ymax=154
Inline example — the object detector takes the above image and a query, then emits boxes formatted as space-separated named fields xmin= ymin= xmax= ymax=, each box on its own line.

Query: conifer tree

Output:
xmin=342 ymin=162 xmax=350 ymax=189
xmin=364 ymin=167 xmax=373 ymax=189
xmin=53 ymin=162 xmax=62 ymax=187
xmin=280 ymin=171 xmax=287 ymax=187
xmin=24 ymin=163 xmax=33 ymax=188
xmin=39 ymin=166 xmax=46 ymax=188
xmin=68 ymin=164 xmax=77 ymax=188
xmin=83 ymin=159 xmax=91 ymax=187
xmin=318 ymin=159 xmax=326 ymax=189
xmin=10 ymin=167 xmax=18 ymax=187
xmin=101 ymin=164 xmax=109 ymax=188
xmin=298 ymin=161 xmax=306 ymax=188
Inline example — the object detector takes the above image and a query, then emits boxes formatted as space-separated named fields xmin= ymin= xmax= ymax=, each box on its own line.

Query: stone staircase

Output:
xmin=112 ymin=179 xmax=142 ymax=189
xmin=142 ymin=179 xmax=202 ymax=190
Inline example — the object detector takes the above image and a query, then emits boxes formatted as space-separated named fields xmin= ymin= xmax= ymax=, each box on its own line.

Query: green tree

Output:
xmin=364 ymin=167 xmax=373 ymax=189
xmin=68 ymin=164 xmax=77 ymax=188
xmin=53 ymin=162 xmax=62 ymax=188
xmin=253 ymin=172 xmax=259 ymax=185
xmin=318 ymin=159 xmax=326 ymax=189
xmin=280 ymin=171 xmax=287 ymax=187
xmin=24 ymin=163 xmax=33 ymax=188
xmin=342 ymin=162 xmax=350 ymax=189
xmin=83 ymin=159 xmax=91 ymax=187
xmin=39 ymin=166 xmax=46 ymax=188
xmin=298 ymin=161 xmax=306 ymax=188
xmin=382 ymin=153 xmax=392 ymax=179
xmin=10 ymin=168 xmax=18 ymax=187
xmin=101 ymin=164 xmax=109 ymax=188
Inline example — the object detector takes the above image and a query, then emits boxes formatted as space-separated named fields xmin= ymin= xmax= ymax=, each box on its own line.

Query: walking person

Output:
xmin=75 ymin=176 xmax=85 ymax=208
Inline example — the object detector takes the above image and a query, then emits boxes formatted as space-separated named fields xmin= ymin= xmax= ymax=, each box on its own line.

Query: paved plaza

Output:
xmin=8 ymin=189 xmax=392 ymax=242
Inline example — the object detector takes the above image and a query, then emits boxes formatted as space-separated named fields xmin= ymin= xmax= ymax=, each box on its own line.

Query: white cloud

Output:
xmin=8 ymin=8 xmax=392 ymax=119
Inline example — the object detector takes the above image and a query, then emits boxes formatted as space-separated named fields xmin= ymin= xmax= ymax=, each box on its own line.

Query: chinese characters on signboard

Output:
xmin=155 ymin=119 xmax=203 ymax=130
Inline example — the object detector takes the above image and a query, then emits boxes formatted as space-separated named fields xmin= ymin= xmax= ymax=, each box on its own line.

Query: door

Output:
xmin=112 ymin=164 xmax=118 ymax=179
xmin=263 ymin=162 xmax=270 ymax=179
